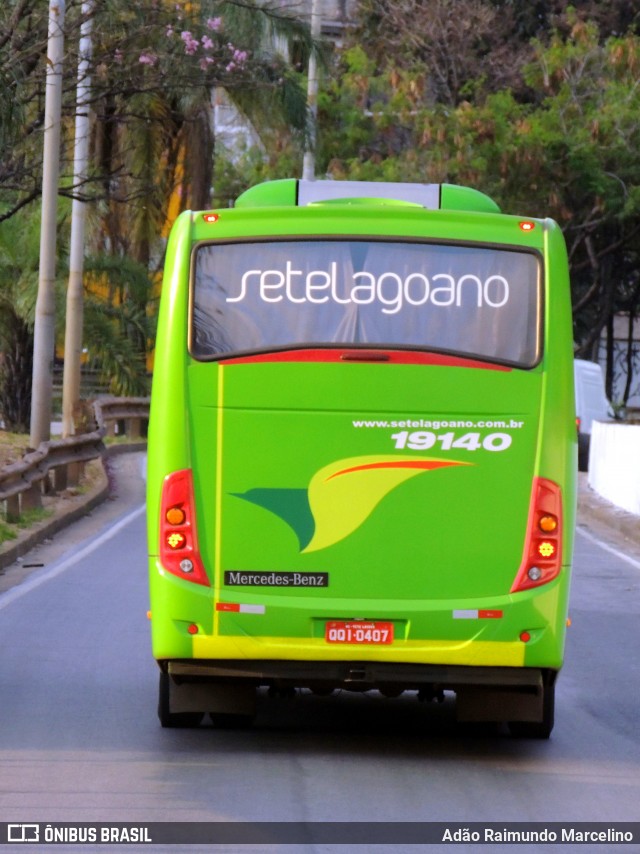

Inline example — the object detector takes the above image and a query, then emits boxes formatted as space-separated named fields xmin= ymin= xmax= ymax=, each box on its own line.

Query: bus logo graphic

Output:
xmin=234 ymin=455 xmax=468 ymax=552
xmin=7 ymin=825 xmax=39 ymax=843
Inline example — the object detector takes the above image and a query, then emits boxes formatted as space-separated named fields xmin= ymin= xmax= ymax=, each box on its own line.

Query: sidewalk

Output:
xmin=576 ymin=472 xmax=640 ymax=553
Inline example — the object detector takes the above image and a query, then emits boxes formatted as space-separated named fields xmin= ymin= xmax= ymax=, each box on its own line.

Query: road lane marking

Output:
xmin=576 ymin=526 xmax=640 ymax=571
xmin=0 ymin=504 xmax=146 ymax=612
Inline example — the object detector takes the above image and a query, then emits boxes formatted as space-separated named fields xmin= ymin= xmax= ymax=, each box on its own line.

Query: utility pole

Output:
xmin=302 ymin=0 xmax=321 ymax=181
xmin=62 ymin=1 xmax=93 ymax=438
xmin=30 ymin=0 xmax=66 ymax=449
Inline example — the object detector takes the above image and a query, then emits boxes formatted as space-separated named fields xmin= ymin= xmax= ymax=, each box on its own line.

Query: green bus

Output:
xmin=147 ymin=179 xmax=576 ymax=737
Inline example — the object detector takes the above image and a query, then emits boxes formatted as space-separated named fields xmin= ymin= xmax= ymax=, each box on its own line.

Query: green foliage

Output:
xmin=0 ymin=206 xmax=60 ymax=431
xmin=3 ymin=0 xmax=639 ymax=411
xmin=312 ymin=8 xmax=640 ymax=375
xmin=212 ymin=143 xmax=301 ymax=209
xmin=83 ymin=254 xmax=157 ymax=397
xmin=0 ymin=205 xmax=156 ymax=423
xmin=0 ymin=0 xmax=316 ymax=422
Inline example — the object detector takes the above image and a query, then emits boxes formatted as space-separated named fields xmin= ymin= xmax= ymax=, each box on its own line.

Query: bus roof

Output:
xmin=234 ymin=179 xmax=501 ymax=215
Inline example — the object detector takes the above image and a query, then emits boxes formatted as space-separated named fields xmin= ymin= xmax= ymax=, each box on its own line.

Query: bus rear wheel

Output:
xmin=209 ymin=712 xmax=255 ymax=729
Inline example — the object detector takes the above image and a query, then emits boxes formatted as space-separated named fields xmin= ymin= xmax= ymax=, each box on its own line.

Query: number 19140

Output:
xmin=391 ymin=430 xmax=512 ymax=452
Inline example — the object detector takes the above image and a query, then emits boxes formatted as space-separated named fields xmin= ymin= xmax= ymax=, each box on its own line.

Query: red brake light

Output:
xmin=159 ymin=469 xmax=210 ymax=586
xmin=511 ymin=477 xmax=563 ymax=593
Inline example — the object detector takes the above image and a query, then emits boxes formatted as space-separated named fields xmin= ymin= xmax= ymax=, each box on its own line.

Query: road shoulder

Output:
xmin=576 ymin=472 xmax=640 ymax=563
xmin=0 ymin=451 xmax=146 ymax=595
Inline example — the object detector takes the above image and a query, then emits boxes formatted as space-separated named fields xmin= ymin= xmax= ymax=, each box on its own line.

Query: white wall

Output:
xmin=588 ymin=420 xmax=640 ymax=516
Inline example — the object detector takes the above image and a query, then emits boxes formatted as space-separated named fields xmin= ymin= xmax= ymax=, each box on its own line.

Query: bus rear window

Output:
xmin=191 ymin=239 xmax=540 ymax=366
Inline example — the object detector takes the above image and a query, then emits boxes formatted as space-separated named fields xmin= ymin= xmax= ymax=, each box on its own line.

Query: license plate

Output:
xmin=325 ymin=621 xmax=394 ymax=645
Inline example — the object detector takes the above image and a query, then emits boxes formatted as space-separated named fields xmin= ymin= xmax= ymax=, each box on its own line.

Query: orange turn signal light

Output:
xmin=539 ymin=514 xmax=558 ymax=533
xmin=166 ymin=506 xmax=186 ymax=525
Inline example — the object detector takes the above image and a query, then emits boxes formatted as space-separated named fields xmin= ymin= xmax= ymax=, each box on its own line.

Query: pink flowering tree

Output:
xmin=1 ymin=0 xmax=315 ymax=251
xmin=84 ymin=0 xmax=314 ymax=266
xmin=0 ymin=0 xmax=316 ymax=404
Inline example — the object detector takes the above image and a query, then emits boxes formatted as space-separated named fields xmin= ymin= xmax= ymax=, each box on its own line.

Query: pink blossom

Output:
xmin=207 ymin=17 xmax=222 ymax=31
xmin=233 ymin=49 xmax=248 ymax=63
xmin=181 ymin=31 xmax=199 ymax=55
xmin=199 ymin=57 xmax=215 ymax=70
xmin=226 ymin=62 xmax=236 ymax=72
xmin=201 ymin=35 xmax=214 ymax=50
xmin=139 ymin=52 xmax=158 ymax=66
xmin=166 ymin=25 xmax=174 ymax=37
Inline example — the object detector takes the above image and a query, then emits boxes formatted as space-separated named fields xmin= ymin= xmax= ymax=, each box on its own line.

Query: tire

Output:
xmin=209 ymin=712 xmax=255 ymax=729
xmin=158 ymin=671 xmax=204 ymax=728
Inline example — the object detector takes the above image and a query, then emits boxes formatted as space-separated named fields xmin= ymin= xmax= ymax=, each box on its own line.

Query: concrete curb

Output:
xmin=576 ymin=473 xmax=640 ymax=548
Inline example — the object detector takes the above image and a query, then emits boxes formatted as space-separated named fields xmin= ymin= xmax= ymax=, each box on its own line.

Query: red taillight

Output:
xmin=511 ymin=477 xmax=562 ymax=593
xmin=159 ymin=469 xmax=210 ymax=586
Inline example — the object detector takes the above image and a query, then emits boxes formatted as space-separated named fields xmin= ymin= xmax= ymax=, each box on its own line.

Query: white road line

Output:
xmin=576 ymin=525 xmax=640 ymax=571
xmin=0 ymin=503 xmax=146 ymax=612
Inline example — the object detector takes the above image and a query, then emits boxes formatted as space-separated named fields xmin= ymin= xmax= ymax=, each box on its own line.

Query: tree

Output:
xmin=0 ymin=208 xmax=41 ymax=431
xmin=353 ymin=0 xmax=529 ymax=106
xmin=82 ymin=254 xmax=157 ymax=397
xmin=0 ymin=0 xmax=315 ymax=426
xmin=0 ymin=203 xmax=156 ymax=430
xmin=314 ymin=6 xmax=640 ymax=398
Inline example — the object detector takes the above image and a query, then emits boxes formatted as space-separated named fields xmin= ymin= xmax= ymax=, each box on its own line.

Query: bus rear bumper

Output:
xmin=162 ymin=658 xmax=556 ymax=724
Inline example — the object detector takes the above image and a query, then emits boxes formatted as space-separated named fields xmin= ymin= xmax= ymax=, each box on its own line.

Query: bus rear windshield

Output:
xmin=191 ymin=239 xmax=540 ymax=366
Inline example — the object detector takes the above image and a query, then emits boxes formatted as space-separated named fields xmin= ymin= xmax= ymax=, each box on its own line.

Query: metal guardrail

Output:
xmin=0 ymin=397 xmax=150 ymax=522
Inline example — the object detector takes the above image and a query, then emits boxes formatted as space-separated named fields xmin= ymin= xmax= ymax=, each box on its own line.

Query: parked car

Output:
xmin=574 ymin=359 xmax=612 ymax=471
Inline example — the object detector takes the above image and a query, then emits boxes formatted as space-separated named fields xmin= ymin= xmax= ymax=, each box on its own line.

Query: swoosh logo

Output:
xmin=233 ymin=455 xmax=469 ymax=553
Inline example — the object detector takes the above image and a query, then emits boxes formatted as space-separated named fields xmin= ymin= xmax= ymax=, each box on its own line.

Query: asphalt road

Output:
xmin=0 ymin=458 xmax=639 ymax=852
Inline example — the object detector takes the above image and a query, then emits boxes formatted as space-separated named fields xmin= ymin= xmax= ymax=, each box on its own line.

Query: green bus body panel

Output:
xmin=235 ymin=177 xmax=297 ymax=208
xmin=235 ymin=178 xmax=501 ymax=214
xmin=147 ymin=195 xmax=576 ymax=675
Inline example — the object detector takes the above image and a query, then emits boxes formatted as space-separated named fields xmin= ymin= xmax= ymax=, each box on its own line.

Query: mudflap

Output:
xmin=158 ymin=668 xmax=257 ymax=728
xmin=455 ymin=669 xmax=556 ymax=738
